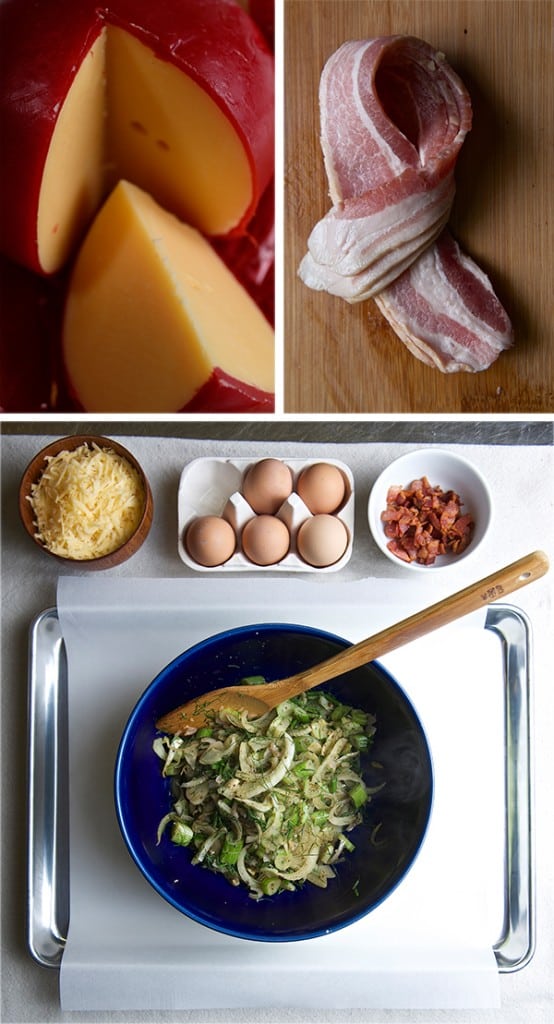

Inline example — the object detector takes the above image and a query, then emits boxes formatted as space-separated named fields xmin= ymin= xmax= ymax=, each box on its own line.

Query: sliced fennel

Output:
xmin=154 ymin=689 xmax=381 ymax=899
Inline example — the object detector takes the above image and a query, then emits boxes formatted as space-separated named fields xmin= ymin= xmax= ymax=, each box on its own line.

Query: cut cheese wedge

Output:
xmin=106 ymin=25 xmax=252 ymax=238
xmin=0 ymin=0 xmax=274 ymax=275
xmin=37 ymin=30 xmax=107 ymax=275
xmin=36 ymin=23 xmax=254 ymax=274
xmin=62 ymin=181 xmax=274 ymax=412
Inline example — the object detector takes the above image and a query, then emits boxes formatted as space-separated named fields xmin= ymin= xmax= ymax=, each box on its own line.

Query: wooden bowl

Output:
xmin=19 ymin=435 xmax=154 ymax=570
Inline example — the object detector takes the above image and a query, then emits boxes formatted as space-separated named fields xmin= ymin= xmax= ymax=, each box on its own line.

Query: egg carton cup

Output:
xmin=177 ymin=457 xmax=354 ymax=572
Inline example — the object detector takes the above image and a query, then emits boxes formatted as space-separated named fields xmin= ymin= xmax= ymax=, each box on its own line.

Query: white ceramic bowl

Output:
xmin=368 ymin=448 xmax=492 ymax=572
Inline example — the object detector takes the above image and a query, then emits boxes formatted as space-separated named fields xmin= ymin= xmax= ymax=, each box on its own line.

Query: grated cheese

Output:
xmin=28 ymin=443 xmax=145 ymax=559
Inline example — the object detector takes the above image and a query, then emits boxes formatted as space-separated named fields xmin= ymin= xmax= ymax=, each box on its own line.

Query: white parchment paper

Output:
xmin=57 ymin=575 xmax=501 ymax=1011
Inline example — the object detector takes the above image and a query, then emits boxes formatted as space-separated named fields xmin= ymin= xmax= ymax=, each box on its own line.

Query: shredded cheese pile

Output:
xmin=28 ymin=443 xmax=145 ymax=559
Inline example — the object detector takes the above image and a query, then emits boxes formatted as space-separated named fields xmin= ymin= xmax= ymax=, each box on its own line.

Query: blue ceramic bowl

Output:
xmin=115 ymin=623 xmax=433 ymax=942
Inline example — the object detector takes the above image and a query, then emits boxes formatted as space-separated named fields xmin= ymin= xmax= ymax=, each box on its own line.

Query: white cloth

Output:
xmin=1 ymin=433 xmax=553 ymax=1024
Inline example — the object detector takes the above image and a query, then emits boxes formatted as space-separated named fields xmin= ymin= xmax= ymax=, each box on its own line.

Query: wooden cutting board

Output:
xmin=284 ymin=0 xmax=554 ymax=413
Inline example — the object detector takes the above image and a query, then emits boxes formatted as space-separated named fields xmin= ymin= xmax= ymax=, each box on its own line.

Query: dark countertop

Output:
xmin=2 ymin=418 xmax=552 ymax=445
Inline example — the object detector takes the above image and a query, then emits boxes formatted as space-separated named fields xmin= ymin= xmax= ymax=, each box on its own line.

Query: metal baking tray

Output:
xmin=26 ymin=604 xmax=535 ymax=972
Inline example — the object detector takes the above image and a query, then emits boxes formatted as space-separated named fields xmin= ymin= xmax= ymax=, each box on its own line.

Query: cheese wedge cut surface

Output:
xmin=106 ymin=26 xmax=252 ymax=236
xmin=37 ymin=30 xmax=107 ymax=274
xmin=37 ymin=25 xmax=254 ymax=273
xmin=62 ymin=181 xmax=274 ymax=412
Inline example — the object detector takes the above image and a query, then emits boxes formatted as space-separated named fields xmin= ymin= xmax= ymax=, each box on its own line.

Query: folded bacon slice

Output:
xmin=299 ymin=36 xmax=471 ymax=299
xmin=374 ymin=229 xmax=513 ymax=372
xmin=298 ymin=171 xmax=454 ymax=300
xmin=298 ymin=35 xmax=514 ymax=372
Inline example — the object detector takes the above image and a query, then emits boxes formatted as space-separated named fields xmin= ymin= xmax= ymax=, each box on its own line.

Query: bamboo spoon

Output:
xmin=155 ymin=550 xmax=549 ymax=733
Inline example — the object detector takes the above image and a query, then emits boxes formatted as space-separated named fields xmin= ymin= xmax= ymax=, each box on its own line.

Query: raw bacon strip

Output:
xmin=320 ymin=38 xmax=471 ymax=202
xmin=374 ymin=230 xmax=513 ymax=372
xmin=299 ymin=174 xmax=453 ymax=300
xmin=298 ymin=35 xmax=514 ymax=371
xmin=299 ymin=36 xmax=471 ymax=298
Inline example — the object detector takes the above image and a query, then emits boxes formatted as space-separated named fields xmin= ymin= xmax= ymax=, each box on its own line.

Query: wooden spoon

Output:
xmin=155 ymin=550 xmax=549 ymax=733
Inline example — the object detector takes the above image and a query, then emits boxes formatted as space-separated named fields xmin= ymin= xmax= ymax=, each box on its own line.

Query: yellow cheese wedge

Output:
xmin=36 ymin=24 xmax=254 ymax=273
xmin=62 ymin=180 xmax=274 ymax=412
xmin=106 ymin=27 xmax=252 ymax=236
xmin=37 ymin=30 xmax=107 ymax=274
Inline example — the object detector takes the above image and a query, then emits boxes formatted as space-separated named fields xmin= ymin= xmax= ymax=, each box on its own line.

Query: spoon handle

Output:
xmin=278 ymin=550 xmax=549 ymax=700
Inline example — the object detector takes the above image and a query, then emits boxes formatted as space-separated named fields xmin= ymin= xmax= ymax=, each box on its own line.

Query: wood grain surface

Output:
xmin=284 ymin=0 xmax=554 ymax=413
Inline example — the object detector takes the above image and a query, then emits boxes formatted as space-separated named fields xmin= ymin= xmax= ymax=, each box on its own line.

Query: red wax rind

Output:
xmin=182 ymin=368 xmax=275 ymax=414
xmin=63 ymin=363 xmax=274 ymax=415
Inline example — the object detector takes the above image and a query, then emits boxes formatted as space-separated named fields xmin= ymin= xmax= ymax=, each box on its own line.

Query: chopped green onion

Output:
xmin=261 ymin=877 xmax=281 ymax=896
xmin=240 ymin=675 xmax=267 ymax=686
xmin=339 ymin=832 xmax=355 ymax=852
xmin=170 ymin=822 xmax=193 ymax=846
xmin=291 ymin=705 xmax=311 ymax=722
xmin=220 ymin=836 xmax=244 ymax=865
xmin=276 ymin=700 xmax=295 ymax=719
xmin=196 ymin=727 xmax=213 ymax=738
xmin=331 ymin=704 xmax=346 ymax=721
xmin=350 ymin=782 xmax=368 ymax=809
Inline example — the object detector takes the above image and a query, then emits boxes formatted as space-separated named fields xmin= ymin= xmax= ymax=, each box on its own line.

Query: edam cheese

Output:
xmin=63 ymin=180 xmax=274 ymax=412
xmin=28 ymin=443 xmax=145 ymax=559
xmin=0 ymin=0 xmax=274 ymax=275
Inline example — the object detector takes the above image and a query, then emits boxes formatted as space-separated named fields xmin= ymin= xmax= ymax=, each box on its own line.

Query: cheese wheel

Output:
xmin=0 ymin=0 xmax=274 ymax=274
xmin=63 ymin=181 xmax=275 ymax=412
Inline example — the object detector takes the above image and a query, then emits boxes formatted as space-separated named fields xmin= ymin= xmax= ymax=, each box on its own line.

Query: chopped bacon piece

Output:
xmin=381 ymin=476 xmax=474 ymax=565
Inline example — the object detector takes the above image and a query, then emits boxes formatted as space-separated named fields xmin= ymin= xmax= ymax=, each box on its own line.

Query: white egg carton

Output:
xmin=177 ymin=457 xmax=354 ymax=572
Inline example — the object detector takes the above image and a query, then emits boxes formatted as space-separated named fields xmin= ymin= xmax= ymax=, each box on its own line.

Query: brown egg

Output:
xmin=185 ymin=515 xmax=236 ymax=567
xmin=242 ymin=515 xmax=290 ymax=565
xmin=296 ymin=462 xmax=346 ymax=514
xmin=242 ymin=458 xmax=293 ymax=514
xmin=296 ymin=514 xmax=349 ymax=568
